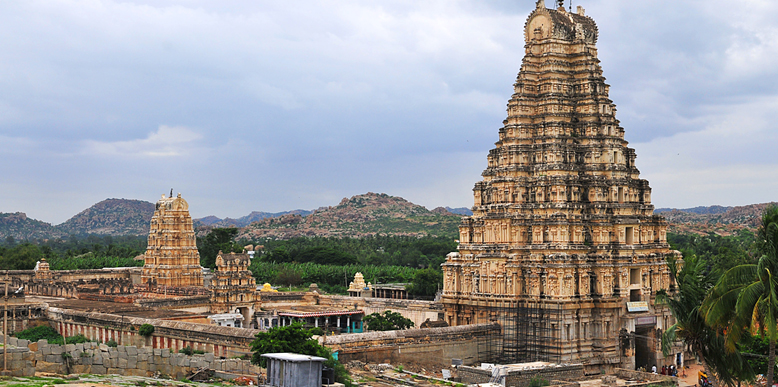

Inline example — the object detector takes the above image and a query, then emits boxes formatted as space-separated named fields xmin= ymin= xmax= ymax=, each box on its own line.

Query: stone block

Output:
xmin=72 ymin=349 xmax=83 ymax=359
xmin=11 ymin=352 xmax=22 ymax=361
xmin=92 ymin=354 xmax=103 ymax=365
xmin=8 ymin=337 xmax=18 ymax=347
xmin=118 ymin=358 xmax=128 ymax=369
xmin=127 ymin=368 xmax=150 ymax=377
xmin=65 ymin=344 xmax=76 ymax=352
xmin=36 ymin=361 xmax=64 ymax=374
xmin=45 ymin=354 xmax=61 ymax=363
xmin=117 ymin=345 xmax=126 ymax=353
xmin=99 ymin=343 xmax=109 ymax=352
xmin=108 ymin=347 xmax=118 ymax=356
xmin=17 ymin=339 xmax=29 ymax=347
xmin=50 ymin=345 xmax=63 ymax=355
xmin=22 ymin=352 xmax=34 ymax=361
xmin=91 ymin=365 xmax=106 ymax=374
xmin=118 ymin=351 xmax=128 ymax=360
xmin=75 ymin=343 xmax=84 ymax=351
xmin=147 ymin=363 xmax=157 ymax=372
xmin=139 ymin=353 xmax=147 ymax=362
xmin=204 ymin=353 xmax=215 ymax=362
xmin=35 ymin=352 xmax=44 ymax=362
xmin=128 ymin=357 xmax=137 ymax=369
xmin=23 ymin=367 xmax=36 ymax=376
xmin=153 ymin=348 xmax=161 ymax=356
xmin=72 ymin=364 xmax=91 ymax=374
xmin=107 ymin=367 xmax=122 ymax=375
xmin=102 ymin=358 xmax=113 ymax=368
xmin=81 ymin=356 xmax=93 ymax=366
xmin=160 ymin=348 xmax=170 ymax=358
xmin=127 ymin=346 xmax=137 ymax=356
xmin=40 ymin=344 xmax=52 ymax=355
xmin=9 ymin=360 xmax=25 ymax=369
xmin=27 ymin=342 xmax=38 ymax=352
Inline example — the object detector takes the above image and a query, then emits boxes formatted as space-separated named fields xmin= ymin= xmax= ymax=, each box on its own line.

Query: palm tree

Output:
xmin=704 ymin=205 xmax=778 ymax=387
xmin=659 ymin=254 xmax=752 ymax=387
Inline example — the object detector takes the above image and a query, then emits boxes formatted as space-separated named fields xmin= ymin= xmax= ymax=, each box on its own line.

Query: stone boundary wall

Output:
xmin=457 ymin=364 xmax=584 ymax=387
xmin=318 ymin=295 xmax=443 ymax=328
xmin=0 ymin=335 xmax=259 ymax=380
xmin=321 ymin=323 xmax=499 ymax=366
xmin=49 ymin=308 xmax=256 ymax=358
xmin=614 ymin=368 xmax=677 ymax=386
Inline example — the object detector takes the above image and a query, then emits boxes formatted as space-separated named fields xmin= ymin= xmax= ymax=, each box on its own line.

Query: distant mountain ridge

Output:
xmin=196 ymin=210 xmax=313 ymax=228
xmin=235 ymin=192 xmax=461 ymax=240
xmin=658 ymin=202 xmax=777 ymax=235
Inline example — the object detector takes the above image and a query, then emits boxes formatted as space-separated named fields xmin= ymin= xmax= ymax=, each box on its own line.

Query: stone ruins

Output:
xmin=441 ymin=0 xmax=680 ymax=371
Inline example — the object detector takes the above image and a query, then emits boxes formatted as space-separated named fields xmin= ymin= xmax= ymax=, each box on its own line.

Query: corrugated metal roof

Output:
xmin=261 ymin=353 xmax=326 ymax=362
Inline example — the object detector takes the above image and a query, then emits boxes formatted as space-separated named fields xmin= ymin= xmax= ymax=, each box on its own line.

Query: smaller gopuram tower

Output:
xmin=211 ymin=251 xmax=259 ymax=324
xmin=442 ymin=0 xmax=679 ymax=371
xmin=141 ymin=193 xmax=203 ymax=288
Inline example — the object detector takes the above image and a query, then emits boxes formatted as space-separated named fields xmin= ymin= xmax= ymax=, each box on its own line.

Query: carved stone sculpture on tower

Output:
xmin=441 ymin=1 xmax=678 ymax=369
xmin=141 ymin=193 xmax=204 ymax=288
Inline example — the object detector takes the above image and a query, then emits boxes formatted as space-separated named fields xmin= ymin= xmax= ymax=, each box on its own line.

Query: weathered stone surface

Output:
xmin=126 ymin=346 xmax=137 ymax=356
xmin=40 ymin=344 xmax=52 ymax=355
xmin=64 ymin=344 xmax=75 ymax=352
xmin=92 ymin=353 xmax=103 ymax=365
xmin=91 ymin=365 xmax=106 ymax=374
xmin=36 ymin=361 xmax=64 ymax=374
xmin=99 ymin=343 xmax=109 ymax=352
xmin=118 ymin=358 xmax=128 ymax=369
xmin=45 ymin=354 xmax=61 ymax=363
xmin=50 ymin=345 xmax=63 ymax=355
xmin=440 ymin=1 xmax=677 ymax=369
xmin=160 ymin=348 xmax=170 ymax=358
xmin=27 ymin=342 xmax=38 ymax=352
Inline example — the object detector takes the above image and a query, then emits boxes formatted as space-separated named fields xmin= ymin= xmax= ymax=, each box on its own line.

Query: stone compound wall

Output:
xmin=48 ymin=308 xmax=256 ymax=358
xmin=0 ymin=335 xmax=259 ymax=380
xmin=321 ymin=323 xmax=499 ymax=367
xmin=457 ymin=363 xmax=585 ymax=387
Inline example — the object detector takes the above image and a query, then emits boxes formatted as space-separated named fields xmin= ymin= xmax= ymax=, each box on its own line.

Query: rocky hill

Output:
xmin=196 ymin=210 xmax=313 ymax=228
xmin=55 ymin=199 xmax=156 ymax=236
xmin=235 ymin=192 xmax=462 ymax=240
xmin=0 ymin=213 xmax=60 ymax=240
xmin=659 ymin=202 xmax=777 ymax=235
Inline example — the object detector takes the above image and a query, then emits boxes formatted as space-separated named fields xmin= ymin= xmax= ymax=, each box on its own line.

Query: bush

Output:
xmin=179 ymin=346 xmax=193 ymax=356
xmin=14 ymin=325 xmax=63 ymax=343
xmin=529 ymin=376 xmax=550 ymax=387
xmin=65 ymin=334 xmax=92 ymax=344
xmin=106 ymin=339 xmax=118 ymax=347
xmin=139 ymin=324 xmax=155 ymax=337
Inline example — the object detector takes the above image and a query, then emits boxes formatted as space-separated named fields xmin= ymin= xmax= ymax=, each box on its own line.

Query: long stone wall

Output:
xmin=0 ymin=335 xmax=259 ymax=380
xmin=48 ymin=308 xmax=256 ymax=358
xmin=321 ymin=323 xmax=499 ymax=366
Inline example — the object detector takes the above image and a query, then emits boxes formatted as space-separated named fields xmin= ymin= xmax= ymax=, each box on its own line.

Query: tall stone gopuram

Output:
xmin=442 ymin=1 xmax=679 ymax=370
xmin=141 ymin=193 xmax=204 ymax=289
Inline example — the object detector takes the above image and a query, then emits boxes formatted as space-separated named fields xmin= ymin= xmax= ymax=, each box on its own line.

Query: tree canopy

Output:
xmin=363 ymin=311 xmax=414 ymax=331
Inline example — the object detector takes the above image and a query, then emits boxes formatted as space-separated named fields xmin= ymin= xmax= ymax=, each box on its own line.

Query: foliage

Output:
xmin=64 ymin=334 xmax=92 ymax=344
xmin=739 ymin=333 xmax=778 ymax=376
xmin=139 ymin=324 xmax=155 ymax=337
xmin=704 ymin=205 xmax=778 ymax=387
xmin=406 ymin=268 xmax=442 ymax=298
xmin=105 ymin=339 xmax=118 ymax=347
xmin=0 ymin=243 xmax=44 ymax=270
xmin=0 ymin=234 xmax=147 ymax=270
xmin=528 ymin=376 xmax=550 ymax=387
xmin=48 ymin=255 xmax=143 ymax=270
xmin=250 ymin=322 xmax=352 ymax=386
xmin=249 ymin=261 xmax=420 ymax=294
xmin=197 ymin=228 xmax=243 ymax=269
xmin=179 ymin=346 xmax=193 ymax=356
xmin=363 ymin=311 xmax=414 ymax=331
xmin=13 ymin=325 xmax=62 ymax=343
xmin=256 ymin=235 xmax=456 ymax=269
xmin=668 ymin=230 xmax=758 ymax=274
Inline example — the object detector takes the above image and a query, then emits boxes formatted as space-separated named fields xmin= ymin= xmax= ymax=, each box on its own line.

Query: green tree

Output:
xmin=406 ymin=268 xmax=442 ymax=298
xmin=659 ymin=255 xmax=752 ymax=387
xmin=705 ymin=205 xmax=778 ymax=387
xmin=197 ymin=228 xmax=241 ymax=268
xmin=363 ymin=311 xmax=414 ymax=331
xmin=250 ymin=322 xmax=352 ymax=386
xmin=0 ymin=243 xmax=42 ymax=270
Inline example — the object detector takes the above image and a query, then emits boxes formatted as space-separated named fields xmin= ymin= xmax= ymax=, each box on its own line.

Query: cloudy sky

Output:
xmin=1 ymin=0 xmax=777 ymax=224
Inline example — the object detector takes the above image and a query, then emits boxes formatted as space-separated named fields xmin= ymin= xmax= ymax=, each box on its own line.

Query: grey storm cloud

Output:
xmin=0 ymin=0 xmax=776 ymax=223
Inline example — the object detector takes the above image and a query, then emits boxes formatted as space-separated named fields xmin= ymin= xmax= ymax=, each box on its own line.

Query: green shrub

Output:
xmin=139 ymin=324 xmax=155 ymax=337
xmin=529 ymin=376 xmax=550 ymax=387
xmin=179 ymin=346 xmax=193 ymax=356
xmin=193 ymin=349 xmax=205 ymax=355
xmin=14 ymin=325 xmax=63 ymax=344
xmin=65 ymin=334 xmax=92 ymax=344
xmin=106 ymin=339 xmax=118 ymax=347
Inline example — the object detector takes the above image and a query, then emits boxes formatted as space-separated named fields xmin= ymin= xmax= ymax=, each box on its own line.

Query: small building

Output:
xmin=258 ymin=306 xmax=364 ymax=333
xmin=208 ymin=313 xmax=244 ymax=327
xmin=372 ymin=283 xmax=409 ymax=299
xmin=262 ymin=353 xmax=326 ymax=387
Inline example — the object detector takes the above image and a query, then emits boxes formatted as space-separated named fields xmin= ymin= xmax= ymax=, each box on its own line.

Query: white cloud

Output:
xmin=82 ymin=125 xmax=203 ymax=157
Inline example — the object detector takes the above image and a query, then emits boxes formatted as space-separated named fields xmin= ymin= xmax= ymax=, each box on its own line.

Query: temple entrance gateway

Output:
xmin=634 ymin=326 xmax=656 ymax=371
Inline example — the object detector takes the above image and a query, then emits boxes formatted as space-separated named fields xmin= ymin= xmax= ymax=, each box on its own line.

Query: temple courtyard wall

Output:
xmin=320 ymin=323 xmax=499 ymax=367
xmin=0 ymin=334 xmax=259 ymax=381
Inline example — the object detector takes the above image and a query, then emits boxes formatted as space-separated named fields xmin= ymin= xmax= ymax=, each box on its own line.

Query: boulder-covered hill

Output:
xmin=657 ymin=202 xmax=778 ymax=236
xmin=0 ymin=213 xmax=60 ymax=240
xmin=195 ymin=210 xmax=313 ymax=228
xmin=55 ymin=199 xmax=156 ymax=236
xmin=235 ymin=192 xmax=462 ymax=240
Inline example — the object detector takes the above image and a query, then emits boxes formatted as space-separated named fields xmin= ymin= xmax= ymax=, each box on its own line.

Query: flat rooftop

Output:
xmin=44 ymin=299 xmax=202 ymax=319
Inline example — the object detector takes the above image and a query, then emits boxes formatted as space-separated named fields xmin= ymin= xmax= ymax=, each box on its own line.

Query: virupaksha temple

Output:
xmin=441 ymin=0 xmax=681 ymax=371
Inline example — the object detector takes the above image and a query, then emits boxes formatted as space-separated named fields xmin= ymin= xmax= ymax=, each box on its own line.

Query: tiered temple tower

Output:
xmin=211 ymin=251 xmax=260 ymax=326
xmin=141 ymin=193 xmax=204 ymax=288
xmin=442 ymin=1 xmax=678 ymax=370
